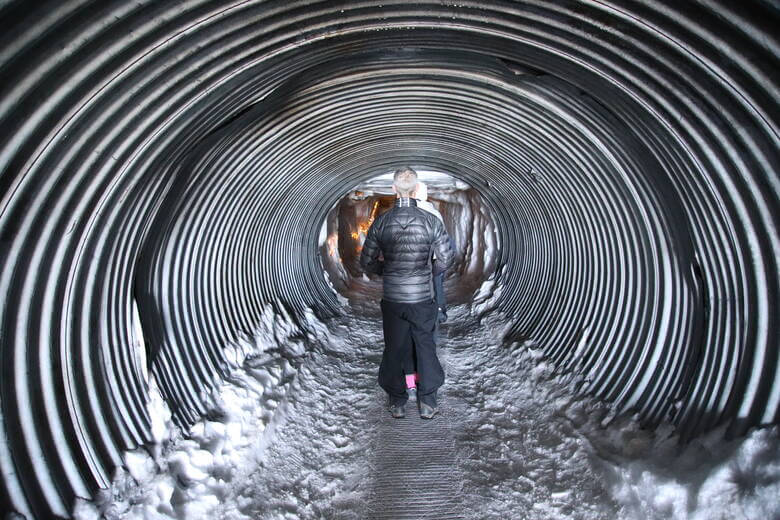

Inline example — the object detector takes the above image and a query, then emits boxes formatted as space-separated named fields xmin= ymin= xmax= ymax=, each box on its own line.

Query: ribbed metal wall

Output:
xmin=0 ymin=1 xmax=776 ymax=517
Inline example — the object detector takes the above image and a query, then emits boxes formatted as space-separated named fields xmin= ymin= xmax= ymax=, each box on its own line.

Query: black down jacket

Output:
xmin=360 ymin=197 xmax=454 ymax=304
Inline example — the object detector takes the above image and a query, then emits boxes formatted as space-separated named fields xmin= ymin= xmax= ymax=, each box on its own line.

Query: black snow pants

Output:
xmin=402 ymin=270 xmax=446 ymax=375
xmin=379 ymin=298 xmax=444 ymax=406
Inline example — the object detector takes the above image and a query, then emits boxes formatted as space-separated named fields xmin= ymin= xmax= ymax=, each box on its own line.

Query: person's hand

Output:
xmin=438 ymin=309 xmax=447 ymax=323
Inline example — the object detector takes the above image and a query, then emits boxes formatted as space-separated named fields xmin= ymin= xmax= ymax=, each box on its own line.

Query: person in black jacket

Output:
xmin=360 ymin=167 xmax=454 ymax=419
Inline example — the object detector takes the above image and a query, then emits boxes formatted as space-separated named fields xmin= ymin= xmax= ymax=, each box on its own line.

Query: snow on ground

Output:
xmin=75 ymin=302 xmax=780 ymax=520
xmin=442 ymin=306 xmax=780 ymax=519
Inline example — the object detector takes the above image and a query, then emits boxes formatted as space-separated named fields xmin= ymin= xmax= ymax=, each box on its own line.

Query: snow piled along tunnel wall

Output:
xmin=0 ymin=1 xmax=776 ymax=517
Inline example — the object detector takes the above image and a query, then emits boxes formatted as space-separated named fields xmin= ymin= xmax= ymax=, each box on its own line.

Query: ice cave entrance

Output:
xmin=319 ymin=170 xmax=498 ymax=305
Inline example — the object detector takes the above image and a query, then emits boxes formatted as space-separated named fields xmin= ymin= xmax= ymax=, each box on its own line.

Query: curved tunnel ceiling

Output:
xmin=0 ymin=1 xmax=777 ymax=517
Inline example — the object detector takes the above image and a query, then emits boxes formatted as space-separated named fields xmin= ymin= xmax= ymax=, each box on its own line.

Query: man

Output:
xmin=360 ymin=167 xmax=454 ymax=419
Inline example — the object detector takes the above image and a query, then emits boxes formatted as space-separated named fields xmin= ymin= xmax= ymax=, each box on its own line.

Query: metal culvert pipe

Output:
xmin=0 ymin=1 xmax=776 ymax=517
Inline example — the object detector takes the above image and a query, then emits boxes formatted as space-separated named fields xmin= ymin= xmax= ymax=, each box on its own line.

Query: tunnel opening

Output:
xmin=319 ymin=170 xmax=498 ymax=308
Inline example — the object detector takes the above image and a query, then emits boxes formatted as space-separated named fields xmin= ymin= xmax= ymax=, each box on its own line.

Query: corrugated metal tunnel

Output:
xmin=0 ymin=1 xmax=777 ymax=517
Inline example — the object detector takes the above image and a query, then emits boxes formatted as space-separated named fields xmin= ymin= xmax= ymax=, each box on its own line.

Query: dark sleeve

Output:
xmin=431 ymin=218 xmax=454 ymax=271
xmin=433 ymin=270 xmax=447 ymax=308
xmin=359 ymin=221 xmax=383 ymax=275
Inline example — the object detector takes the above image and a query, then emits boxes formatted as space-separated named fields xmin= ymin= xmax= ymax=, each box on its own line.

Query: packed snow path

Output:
xmin=365 ymin=324 xmax=463 ymax=519
xmin=228 ymin=308 xmax=476 ymax=519
xmin=78 ymin=303 xmax=780 ymax=519
xmin=189 ymin=304 xmax=620 ymax=519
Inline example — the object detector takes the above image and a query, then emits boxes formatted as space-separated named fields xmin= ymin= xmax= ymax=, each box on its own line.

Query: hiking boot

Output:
xmin=389 ymin=403 xmax=406 ymax=419
xmin=419 ymin=402 xmax=438 ymax=419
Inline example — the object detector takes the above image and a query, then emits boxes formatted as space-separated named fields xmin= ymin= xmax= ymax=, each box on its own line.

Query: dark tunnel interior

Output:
xmin=0 ymin=1 xmax=777 ymax=517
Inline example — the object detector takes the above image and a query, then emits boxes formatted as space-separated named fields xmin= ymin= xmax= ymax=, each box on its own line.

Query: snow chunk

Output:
xmin=72 ymin=499 xmax=101 ymax=520
xmin=124 ymin=449 xmax=154 ymax=482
